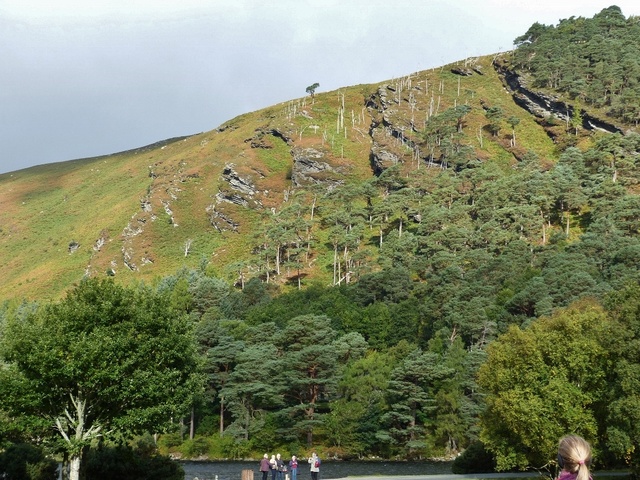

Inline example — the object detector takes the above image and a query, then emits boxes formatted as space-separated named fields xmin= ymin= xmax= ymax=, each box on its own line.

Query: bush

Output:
xmin=84 ymin=445 xmax=183 ymax=480
xmin=0 ymin=443 xmax=58 ymax=480
xmin=158 ymin=432 xmax=184 ymax=450
xmin=182 ymin=437 xmax=210 ymax=458
xmin=204 ymin=434 xmax=236 ymax=458
xmin=451 ymin=441 xmax=496 ymax=474
xmin=220 ymin=438 xmax=252 ymax=460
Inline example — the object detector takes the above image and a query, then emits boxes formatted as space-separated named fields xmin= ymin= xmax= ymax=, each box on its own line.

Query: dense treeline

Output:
xmin=153 ymin=270 xmax=483 ymax=459
xmin=511 ymin=5 xmax=640 ymax=125
xmin=248 ymin=128 xmax=640 ymax=343
xmin=5 ymin=273 xmax=640 ymax=473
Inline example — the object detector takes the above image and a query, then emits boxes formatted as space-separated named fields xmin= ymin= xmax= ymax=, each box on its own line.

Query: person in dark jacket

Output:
xmin=276 ymin=453 xmax=285 ymax=480
xmin=288 ymin=455 xmax=298 ymax=480
xmin=260 ymin=454 xmax=271 ymax=480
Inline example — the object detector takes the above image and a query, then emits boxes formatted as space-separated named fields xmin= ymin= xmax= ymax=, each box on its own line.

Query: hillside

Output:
xmin=1 ymin=7 xmax=639 ymax=303
xmin=6 ymin=6 xmax=640 ymax=468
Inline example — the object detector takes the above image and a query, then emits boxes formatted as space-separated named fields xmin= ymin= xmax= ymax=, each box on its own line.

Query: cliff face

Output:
xmin=494 ymin=61 xmax=624 ymax=135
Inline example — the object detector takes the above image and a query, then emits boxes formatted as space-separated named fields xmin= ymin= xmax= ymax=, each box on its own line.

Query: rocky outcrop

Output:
xmin=366 ymin=83 xmax=424 ymax=174
xmin=206 ymin=205 xmax=240 ymax=232
xmin=496 ymin=64 xmax=623 ymax=134
xmin=68 ymin=241 xmax=80 ymax=254
xmin=214 ymin=164 xmax=259 ymax=209
xmin=451 ymin=67 xmax=473 ymax=76
xmin=215 ymin=191 xmax=249 ymax=207
xmin=370 ymin=144 xmax=400 ymax=175
xmin=207 ymin=164 xmax=259 ymax=232
xmin=290 ymin=147 xmax=343 ymax=188
xmin=245 ymin=127 xmax=293 ymax=149
xmin=93 ymin=230 xmax=108 ymax=252
xmin=221 ymin=165 xmax=256 ymax=197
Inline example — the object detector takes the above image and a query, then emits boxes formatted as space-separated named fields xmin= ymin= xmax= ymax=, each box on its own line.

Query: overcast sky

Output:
xmin=1 ymin=1 xmax=639 ymax=175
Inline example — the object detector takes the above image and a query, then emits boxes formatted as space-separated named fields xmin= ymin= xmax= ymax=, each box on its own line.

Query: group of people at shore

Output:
xmin=260 ymin=452 xmax=321 ymax=480
xmin=256 ymin=435 xmax=589 ymax=480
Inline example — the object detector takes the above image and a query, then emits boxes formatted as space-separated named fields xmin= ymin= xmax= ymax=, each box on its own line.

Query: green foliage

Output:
xmin=220 ymin=436 xmax=252 ymax=459
xmin=306 ymin=83 xmax=320 ymax=97
xmin=0 ymin=443 xmax=57 ymax=480
xmin=603 ymin=284 xmax=640 ymax=473
xmin=84 ymin=445 xmax=184 ymax=480
xmin=485 ymin=106 xmax=504 ymax=136
xmin=277 ymin=314 xmax=341 ymax=446
xmin=0 ymin=278 xmax=203 ymax=475
xmin=451 ymin=441 xmax=496 ymax=474
xmin=478 ymin=299 xmax=613 ymax=470
xmin=157 ymin=433 xmax=183 ymax=451
xmin=351 ymin=267 xmax=412 ymax=305
xmin=182 ymin=436 xmax=211 ymax=457
xmin=512 ymin=6 xmax=640 ymax=125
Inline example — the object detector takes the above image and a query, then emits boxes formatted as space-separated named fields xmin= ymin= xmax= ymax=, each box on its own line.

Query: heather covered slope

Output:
xmin=1 ymin=7 xmax=639 ymax=302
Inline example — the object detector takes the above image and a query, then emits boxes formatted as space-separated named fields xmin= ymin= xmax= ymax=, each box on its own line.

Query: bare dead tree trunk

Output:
xmin=190 ymin=405 xmax=195 ymax=440
xmin=333 ymin=242 xmax=338 ymax=285
xmin=219 ymin=396 xmax=225 ymax=435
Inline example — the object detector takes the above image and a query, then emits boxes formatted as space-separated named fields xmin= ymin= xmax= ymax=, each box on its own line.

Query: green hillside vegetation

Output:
xmin=4 ymin=4 xmax=640 ymax=477
xmin=0 ymin=53 xmax=561 ymax=301
xmin=511 ymin=5 xmax=640 ymax=125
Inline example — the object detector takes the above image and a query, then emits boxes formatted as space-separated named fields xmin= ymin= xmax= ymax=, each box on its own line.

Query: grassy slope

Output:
xmin=0 ymin=54 xmax=567 ymax=302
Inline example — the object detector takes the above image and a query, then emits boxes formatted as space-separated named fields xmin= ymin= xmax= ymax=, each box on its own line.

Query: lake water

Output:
xmin=180 ymin=460 xmax=456 ymax=480
xmin=178 ymin=461 xmax=630 ymax=480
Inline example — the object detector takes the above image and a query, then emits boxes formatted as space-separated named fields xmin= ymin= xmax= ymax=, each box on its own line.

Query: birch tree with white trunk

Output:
xmin=0 ymin=278 xmax=202 ymax=480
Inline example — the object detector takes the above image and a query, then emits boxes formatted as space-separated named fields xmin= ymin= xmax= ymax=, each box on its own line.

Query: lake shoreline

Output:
xmin=178 ymin=459 xmax=630 ymax=480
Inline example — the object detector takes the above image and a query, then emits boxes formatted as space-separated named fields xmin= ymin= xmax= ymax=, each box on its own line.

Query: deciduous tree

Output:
xmin=0 ymin=279 xmax=201 ymax=480
xmin=478 ymin=299 xmax=613 ymax=470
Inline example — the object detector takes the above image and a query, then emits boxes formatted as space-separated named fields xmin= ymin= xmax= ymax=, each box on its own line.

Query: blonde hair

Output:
xmin=558 ymin=435 xmax=592 ymax=480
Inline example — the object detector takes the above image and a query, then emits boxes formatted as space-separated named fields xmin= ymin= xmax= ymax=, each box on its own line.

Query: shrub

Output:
xmin=451 ymin=441 xmax=496 ymax=474
xmin=182 ymin=437 xmax=210 ymax=458
xmin=84 ymin=445 xmax=183 ymax=480
xmin=0 ymin=443 xmax=58 ymax=480
xmin=221 ymin=438 xmax=252 ymax=459
xmin=158 ymin=432 xmax=184 ymax=450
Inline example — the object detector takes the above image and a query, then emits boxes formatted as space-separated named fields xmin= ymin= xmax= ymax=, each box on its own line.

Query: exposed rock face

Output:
xmin=206 ymin=205 xmax=240 ymax=232
xmin=221 ymin=165 xmax=256 ymax=197
xmin=290 ymin=147 xmax=343 ymax=188
xmin=215 ymin=191 xmax=249 ymax=207
xmin=214 ymin=164 xmax=260 ymax=210
xmin=206 ymin=164 xmax=260 ymax=232
xmin=370 ymin=144 xmax=400 ymax=175
xmin=496 ymin=64 xmax=623 ymax=134
xmin=366 ymin=83 xmax=423 ymax=174
xmin=245 ymin=127 xmax=293 ymax=149
xmin=451 ymin=67 xmax=473 ymax=76
xmin=93 ymin=231 xmax=108 ymax=252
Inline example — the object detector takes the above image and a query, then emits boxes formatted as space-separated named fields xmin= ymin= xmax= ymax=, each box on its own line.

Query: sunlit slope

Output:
xmin=0 ymin=54 xmax=562 ymax=301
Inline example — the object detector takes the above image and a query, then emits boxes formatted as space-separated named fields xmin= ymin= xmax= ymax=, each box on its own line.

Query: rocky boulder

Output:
xmin=291 ymin=147 xmax=343 ymax=188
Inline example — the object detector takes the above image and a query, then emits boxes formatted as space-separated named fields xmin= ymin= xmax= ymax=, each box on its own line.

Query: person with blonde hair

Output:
xmin=557 ymin=435 xmax=592 ymax=480
xmin=270 ymin=454 xmax=278 ymax=480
